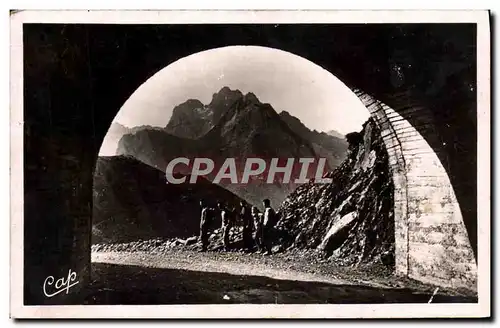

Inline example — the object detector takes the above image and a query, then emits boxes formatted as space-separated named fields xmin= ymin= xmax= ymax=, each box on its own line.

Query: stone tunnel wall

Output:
xmin=353 ymin=89 xmax=477 ymax=290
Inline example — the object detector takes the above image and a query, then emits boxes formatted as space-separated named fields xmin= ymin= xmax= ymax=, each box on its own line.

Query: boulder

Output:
xmin=317 ymin=212 xmax=358 ymax=252
xmin=185 ymin=236 xmax=198 ymax=245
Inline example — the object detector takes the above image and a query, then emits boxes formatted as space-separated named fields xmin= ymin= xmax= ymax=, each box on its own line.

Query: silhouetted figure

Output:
xmin=199 ymin=199 xmax=212 ymax=252
xmin=240 ymin=200 xmax=253 ymax=252
xmin=251 ymin=206 xmax=264 ymax=253
xmin=218 ymin=201 xmax=233 ymax=251
xmin=262 ymin=198 xmax=277 ymax=255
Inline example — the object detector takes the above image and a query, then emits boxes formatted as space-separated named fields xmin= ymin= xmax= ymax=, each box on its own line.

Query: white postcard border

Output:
xmin=9 ymin=9 xmax=491 ymax=319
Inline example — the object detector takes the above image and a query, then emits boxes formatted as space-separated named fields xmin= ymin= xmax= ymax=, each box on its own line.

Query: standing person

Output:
xmin=251 ymin=206 xmax=264 ymax=253
xmin=218 ymin=201 xmax=233 ymax=251
xmin=262 ymin=198 xmax=277 ymax=255
xmin=199 ymin=199 xmax=212 ymax=252
xmin=239 ymin=200 xmax=253 ymax=252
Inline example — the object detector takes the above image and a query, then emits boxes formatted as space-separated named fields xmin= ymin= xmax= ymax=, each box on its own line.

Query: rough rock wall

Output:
xmin=277 ymin=118 xmax=395 ymax=266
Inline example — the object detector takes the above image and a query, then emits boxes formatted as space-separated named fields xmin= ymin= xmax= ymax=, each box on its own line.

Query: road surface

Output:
xmin=86 ymin=250 xmax=477 ymax=304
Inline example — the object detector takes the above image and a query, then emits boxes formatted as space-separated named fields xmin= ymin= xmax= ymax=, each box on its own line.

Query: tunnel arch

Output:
xmin=96 ymin=45 xmax=477 ymax=290
xmin=352 ymin=89 xmax=476 ymax=288
xmin=20 ymin=23 xmax=482 ymax=306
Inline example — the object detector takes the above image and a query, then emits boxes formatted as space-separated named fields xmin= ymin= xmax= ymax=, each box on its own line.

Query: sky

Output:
xmin=100 ymin=46 xmax=370 ymax=155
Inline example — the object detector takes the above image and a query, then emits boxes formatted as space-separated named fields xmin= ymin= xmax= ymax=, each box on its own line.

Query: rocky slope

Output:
xmin=279 ymin=111 xmax=349 ymax=169
xmin=275 ymin=118 xmax=395 ymax=267
xmin=92 ymin=155 xmax=243 ymax=244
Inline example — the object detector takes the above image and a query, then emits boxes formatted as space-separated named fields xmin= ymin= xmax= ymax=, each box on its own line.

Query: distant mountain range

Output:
xmin=278 ymin=111 xmax=348 ymax=169
xmin=326 ymin=129 xmax=346 ymax=140
xmin=113 ymin=86 xmax=349 ymax=207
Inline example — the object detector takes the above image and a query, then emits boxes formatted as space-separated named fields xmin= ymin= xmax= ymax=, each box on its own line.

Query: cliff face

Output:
xmin=165 ymin=99 xmax=213 ymax=139
xmin=276 ymin=118 xmax=395 ymax=266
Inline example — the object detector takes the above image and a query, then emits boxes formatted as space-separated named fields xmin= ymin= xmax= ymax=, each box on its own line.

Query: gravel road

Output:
xmin=86 ymin=249 xmax=477 ymax=304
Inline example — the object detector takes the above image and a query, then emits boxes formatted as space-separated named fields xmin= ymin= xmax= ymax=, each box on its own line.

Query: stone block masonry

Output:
xmin=353 ymin=89 xmax=477 ymax=291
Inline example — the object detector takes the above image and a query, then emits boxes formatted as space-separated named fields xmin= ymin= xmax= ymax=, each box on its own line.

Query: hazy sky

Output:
xmin=101 ymin=46 xmax=370 ymax=155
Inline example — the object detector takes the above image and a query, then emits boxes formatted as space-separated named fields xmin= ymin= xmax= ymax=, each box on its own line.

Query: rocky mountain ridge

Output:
xmin=116 ymin=87 xmax=346 ymax=207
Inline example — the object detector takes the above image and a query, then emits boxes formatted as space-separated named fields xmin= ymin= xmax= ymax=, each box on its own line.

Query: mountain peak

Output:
xmin=166 ymin=98 xmax=212 ymax=139
xmin=209 ymin=87 xmax=245 ymax=124
xmin=243 ymin=92 xmax=261 ymax=104
xmin=171 ymin=98 xmax=204 ymax=113
xmin=212 ymin=86 xmax=243 ymax=99
xmin=184 ymin=98 xmax=204 ymax=106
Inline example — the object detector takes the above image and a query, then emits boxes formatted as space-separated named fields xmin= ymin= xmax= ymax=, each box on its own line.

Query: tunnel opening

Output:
xmin=20 ymin=23 xmax=481 ymax=306
xmin=91 ymin=45 xmax=477 ymax=292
